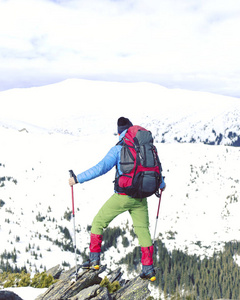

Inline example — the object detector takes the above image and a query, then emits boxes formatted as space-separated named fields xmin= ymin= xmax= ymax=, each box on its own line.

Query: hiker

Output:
xmin=69 ymin=117 xmax=166 ymax=281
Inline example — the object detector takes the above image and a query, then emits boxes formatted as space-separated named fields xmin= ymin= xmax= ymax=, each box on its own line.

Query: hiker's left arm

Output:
xmin=160 ymin=175 xmax=166 ymax=191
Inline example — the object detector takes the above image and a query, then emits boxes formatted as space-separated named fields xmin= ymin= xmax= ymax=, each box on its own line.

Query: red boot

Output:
xmin=82 ymin=233 xmax=102 ymax=270
xmin=140 ymin=245 xmax=156 ymax=281
xmin=90 ymin=233 xmax=103 ymax=253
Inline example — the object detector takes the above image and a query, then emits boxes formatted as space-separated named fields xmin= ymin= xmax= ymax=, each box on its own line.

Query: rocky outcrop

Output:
xmin=36 ymin=265 xmax=151 ymax=300
xmin=0 ymin=290 xmax=23 ymax=300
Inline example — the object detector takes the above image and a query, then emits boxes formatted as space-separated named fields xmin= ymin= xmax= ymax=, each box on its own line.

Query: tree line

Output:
xmin=121 ymin=240 xmax=240 ymax=299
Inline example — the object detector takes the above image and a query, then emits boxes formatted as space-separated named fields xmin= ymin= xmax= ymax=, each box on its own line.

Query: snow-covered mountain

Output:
xmin=0 ymin=79 xmax=240 ymax=289
xmin=1 ymin=79 xmax=239 ymax=145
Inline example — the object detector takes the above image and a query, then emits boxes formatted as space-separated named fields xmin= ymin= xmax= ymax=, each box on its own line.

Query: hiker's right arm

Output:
xmin=76 ymin=145 xmax=121 ymax=184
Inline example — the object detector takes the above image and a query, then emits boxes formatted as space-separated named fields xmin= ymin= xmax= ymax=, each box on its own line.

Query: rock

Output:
xmin=18 ymin=128 xmax=28 ymax=133
xmin=70 ymin=284 xmax=100 ymax=299
xmin=113 ymin=276 xmax=150 ymax=300
xmin=0 ymin=290 xmax=24 ymax=300
xmin=46 ymin=264 xmax=63 ymax=279
xmin=35 ymin=265 xmax=151 ymax=300
xmin=70 ymin=285 xmax=111 ymax=300
xmin=106 ymin=268 xmax=128 ymax=287
xmin=106 ymin=268 xmax=122 ymax=283
xmin=91 ymin=287 xmax=111 ymax=300
xmin=36 ymin=265 xmax=106 ymax=300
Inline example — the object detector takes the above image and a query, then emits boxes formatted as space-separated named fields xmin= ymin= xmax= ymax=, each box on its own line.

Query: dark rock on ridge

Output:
xmin=35 ymin=265 xmax=151 ymax=300
xmin=0 ymin=290 xmax=23 ymax=300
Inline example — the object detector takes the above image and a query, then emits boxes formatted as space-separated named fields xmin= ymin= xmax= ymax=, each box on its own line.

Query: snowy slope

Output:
xmin=0 ymin=79 xmax=240 ymax=281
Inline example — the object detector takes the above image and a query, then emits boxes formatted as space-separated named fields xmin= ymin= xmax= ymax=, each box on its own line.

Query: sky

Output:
xmin=0 ymin=0 xmax=240 ymax=97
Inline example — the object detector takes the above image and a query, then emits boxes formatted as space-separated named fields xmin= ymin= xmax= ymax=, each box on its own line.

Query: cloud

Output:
xmin=0 ymin=0 xmax=240 ymax=96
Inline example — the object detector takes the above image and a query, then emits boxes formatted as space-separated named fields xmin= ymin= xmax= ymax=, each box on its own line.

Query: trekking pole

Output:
xmin=153 ymin=190 xmax=163 ymax=250
xmin=69 ymin=170 xmax=78 ymax=281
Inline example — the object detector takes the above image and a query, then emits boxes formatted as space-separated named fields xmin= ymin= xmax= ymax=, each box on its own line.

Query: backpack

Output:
xmin=114 ymin=125 xmax=162 ymax=198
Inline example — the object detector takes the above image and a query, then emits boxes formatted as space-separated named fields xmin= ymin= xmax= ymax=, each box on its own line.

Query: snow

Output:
xmin=0 ymin=79 xmax=240 ymax=299
xmin=3 ymin=287 xmax=47 ymax=300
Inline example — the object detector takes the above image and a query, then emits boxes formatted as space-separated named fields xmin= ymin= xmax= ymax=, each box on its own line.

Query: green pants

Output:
xmin=91 ymin=193 xmax=152 ymax=247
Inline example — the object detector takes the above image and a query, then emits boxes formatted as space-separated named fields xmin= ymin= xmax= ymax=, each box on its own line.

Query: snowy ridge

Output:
xmin=0 ymin=79 xmax=240 ymax=298
xmin=0 ymin=79 xmax=239 ymax=145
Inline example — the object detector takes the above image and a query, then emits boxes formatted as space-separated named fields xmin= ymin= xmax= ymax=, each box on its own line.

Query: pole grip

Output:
xmin=69 ymin=169 xmax=78 ymax=184
xmin=69 ymin=170 xmax=74 ymax=178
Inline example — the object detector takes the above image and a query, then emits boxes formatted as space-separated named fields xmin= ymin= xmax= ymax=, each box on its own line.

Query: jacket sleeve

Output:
xmin=160 ymin=175 xmax=165 ymax=190
xmin=77 ymin=145 xmax=121 ymax=184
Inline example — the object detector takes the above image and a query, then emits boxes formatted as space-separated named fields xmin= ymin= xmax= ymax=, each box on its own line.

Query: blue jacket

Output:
xmin=77 ymin=130 xmax=165 ymax=189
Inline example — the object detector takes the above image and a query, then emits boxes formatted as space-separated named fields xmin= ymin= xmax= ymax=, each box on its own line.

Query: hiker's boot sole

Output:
xmin=82 ymin=259 xmax=100 ymax=270
xmin=140 ymin=271 xmax=156 ymax=282
xmin=82 ymin=265 xmax=100 ymax=270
